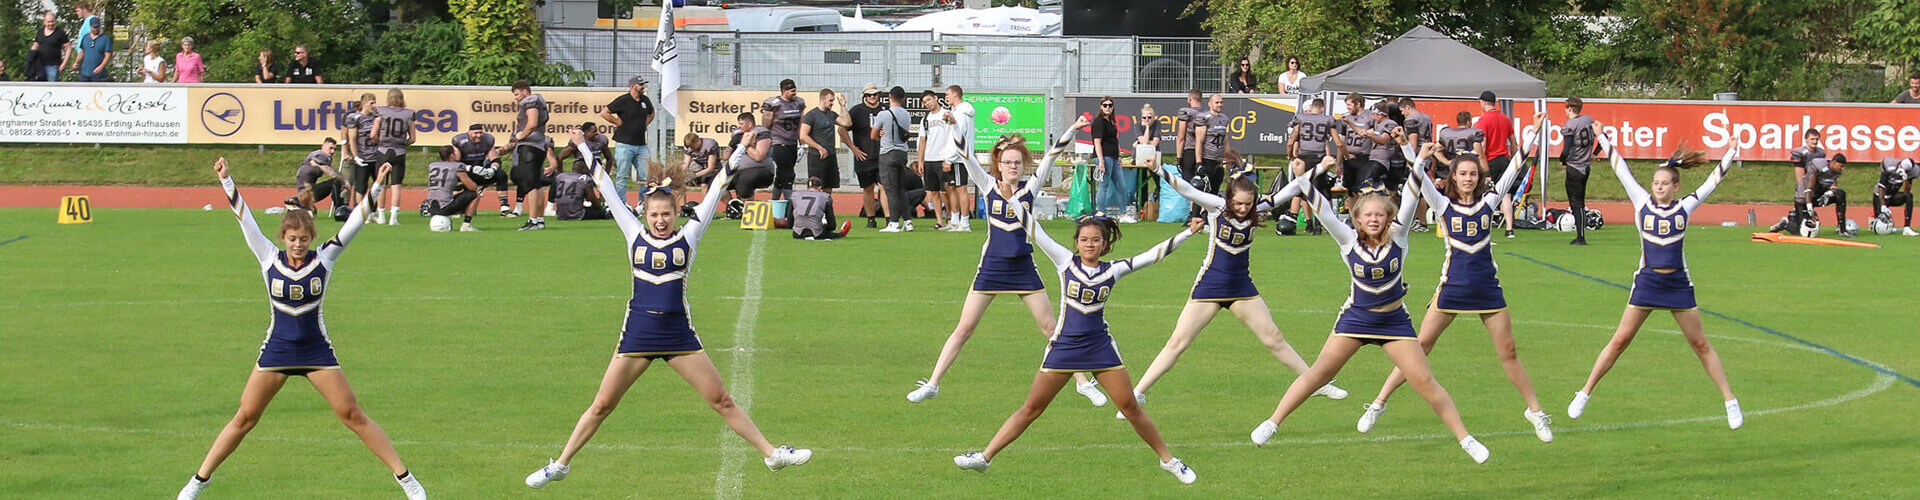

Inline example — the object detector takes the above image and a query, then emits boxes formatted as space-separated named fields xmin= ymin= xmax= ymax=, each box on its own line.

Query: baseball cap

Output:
xmin=861 ymin=83 xmax=880 ymax=95
xmin=629 ymin=76 xmax=648 ymax=86
xmin=1479 ymin=91 xmax=1497 ymax=103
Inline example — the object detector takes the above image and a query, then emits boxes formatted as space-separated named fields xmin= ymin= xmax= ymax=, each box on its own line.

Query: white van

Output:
xmin=724 ymin=7 xmax=841 ymax=32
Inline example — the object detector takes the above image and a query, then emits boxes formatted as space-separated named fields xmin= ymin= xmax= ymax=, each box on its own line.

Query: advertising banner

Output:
xmin=1409 ymin=99 xmax=1920 ymax=162
xmin=184 ymin=86 xmax=623 ymax=146
xmin=0 ymin=85 xmax=190 ymax=143
xmin=1071 ymin=95 xmax=1297 ymax=155
xmin=677 ymin=89 xmax=1047 ymax=153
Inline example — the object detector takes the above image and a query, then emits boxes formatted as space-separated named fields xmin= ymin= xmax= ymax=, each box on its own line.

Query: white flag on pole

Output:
xmin=651 ymin=2 xmax=681 ymax=121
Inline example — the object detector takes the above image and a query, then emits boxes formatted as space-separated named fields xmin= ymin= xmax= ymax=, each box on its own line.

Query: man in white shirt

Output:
xmin=941 ymin=85 xmax=977 ymax=231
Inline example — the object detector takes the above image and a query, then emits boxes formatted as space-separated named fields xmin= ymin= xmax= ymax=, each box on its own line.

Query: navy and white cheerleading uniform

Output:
xmin=1304 ymin=179 xmax=1422 ymax=343
xmin=220 ymin=176 xmax=383 ymax=373
xmin=1601 ymin=138 xmax=1733 ymax=311
xmin=1157 ymin=166 xmax=1313 ymax=303
xmin=583 ymin=143 xmax=739 ymax=359
xmin=1407 ymin=148 xmax=1528 ymax=313
xmin=956 ymin=137 xmax=1072 ymax=294
xmin=1030 ymin=222 xmax=1195 ymax=372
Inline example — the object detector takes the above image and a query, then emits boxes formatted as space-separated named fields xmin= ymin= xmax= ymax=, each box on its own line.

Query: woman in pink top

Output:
xmin=173 ymin=36 xmax=204 ymax=83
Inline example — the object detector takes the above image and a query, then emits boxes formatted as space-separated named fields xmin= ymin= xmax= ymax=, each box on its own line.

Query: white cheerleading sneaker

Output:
xmin=524 ymin=459 xmax=569 ymax=489
xmin=397 ymin=472 xmax=427 ymax=500
xmin=765 ymin=446 xmax=812 ymax=471
xmin=1312 ymin=382 xmax=1350 ymax=400
xmin=177 ymin=476 xmax=210 ymax=500
xmin=1524 ymin=409 xmax=1554 ymax=443
xmin=954 ymin=452 xmax=990 ymax=472
xmin=1075 ymin=380 xmax=1109 ymax=407
xmin=1159 ymin=458 xmax=1197 ymax=484
xmin=1725 ymin=399 xmax=1744 ymax=430
xmin=1460 ymin=436 xmax=1490 ymax=464
xmin=1250 ymin=420 xmax=1278 ymax=446
xmin=1357 ymin=402 xmax=1385 ymax=433
xmin=1568 ymin=391 xmax=1591 ymax=419
xmin=907 ymin=379 xmax=940 ymax=403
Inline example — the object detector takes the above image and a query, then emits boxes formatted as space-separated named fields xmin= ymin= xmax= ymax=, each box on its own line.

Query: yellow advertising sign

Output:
xmin=185 ymin=86 xmax=626 ymax=146
xmin=675 ymin=89 xmax=782 ymax=142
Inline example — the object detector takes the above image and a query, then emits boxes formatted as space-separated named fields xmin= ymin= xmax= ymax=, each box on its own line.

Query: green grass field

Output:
xmin=3 ymin=206 xmax=1917 ymax=499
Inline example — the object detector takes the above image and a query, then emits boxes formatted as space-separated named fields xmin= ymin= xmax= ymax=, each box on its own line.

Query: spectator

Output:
xmin=172 ymin=36 xmax=203 ymax=83
xmin=285 ymin=45 xmax=321 ymax=84
xmin=942 ymin=85 xmax=978 ymax=231
xmin=1895 ymin=74 xmax=1920 ymax=104
xmin=1091 ymin=96 xmax=1131 ymax=220
xmin=139 ymin=41 xmax=168 ymax=83
xmin=872 ymin=86 xmax=915 ymax=232
xmin=1278 ymin=56 xmax=1305 ymax=93
xmin=0 ymin=59 xmax=11 ymax=81
xmin=763 ymin=78 xmax=807 ymax=200
xmin=252 ymin=49 xmax=275 ymax=83
xmin=600 ymin=76 xmax=656 ymax=207
xmin=846 ymin=83 xmax=888 ymax=227
xmin=30 ymin=12 xmax=69 ymax=82
xmin=1227 ymin=57 xmax=1257 ymax=93
xmin=72 ymin=1 xmax=97 ymax=43
xmin=798 ymin=88 xmax=845 ymax=192
xmin=74 ymin=17 xmax=111 ymax=82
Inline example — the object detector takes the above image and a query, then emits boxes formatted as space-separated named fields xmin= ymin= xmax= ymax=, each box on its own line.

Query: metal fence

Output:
xmin=543 ymin=30 xmax=1224 ymax=94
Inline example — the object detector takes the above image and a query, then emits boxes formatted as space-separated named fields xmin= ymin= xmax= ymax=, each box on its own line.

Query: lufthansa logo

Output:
xmin=201 ymin=92 xmax=244 ymax=137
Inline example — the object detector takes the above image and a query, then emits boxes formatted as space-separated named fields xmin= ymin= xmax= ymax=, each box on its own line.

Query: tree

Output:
xmin=133 ymin=0 xmax=371 ymax=83
xmin=1193 ymin=0 xmax=1411 ymax=91
xmin=447 ymin=0 xmax=589 ymax=85
xmin=1617 ymin=0 xmax=1862 ymax=100
xmin=1856 ymin=0 xmax=1920 ymax=75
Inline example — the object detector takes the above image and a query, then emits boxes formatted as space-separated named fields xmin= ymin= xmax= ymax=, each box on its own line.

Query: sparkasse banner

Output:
xmin=184 ymin=85 xmax=623 ymax=146
xmin=0 ymin=85 xmax=190 ymax=143
xmin=1416 ymin=99 xmax=1920 ymax=162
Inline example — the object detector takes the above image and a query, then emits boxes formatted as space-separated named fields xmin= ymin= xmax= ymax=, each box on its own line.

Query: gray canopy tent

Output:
xmin=1294 ymin=25 xmax=1560 ymax=221
xmin=1297 ymin=25 xmax=1545 ymax=99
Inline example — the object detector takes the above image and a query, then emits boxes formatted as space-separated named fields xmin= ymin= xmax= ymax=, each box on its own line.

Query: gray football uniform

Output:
xmin=1437 ymin=126 xmax=1485 ymax=156
xmin=296 ymin=149 xmax=332 ymax=187
xmin=789 ymin=189 xmax=833 ymax=236
xmin=1402 ymin=111 xmax=1434 ymax=145
xmin=452 ymin=133 xmax=496 ymax=165
xmin=374 ymin=106 xmax=416 ymax=157
xmin=1367 ymin=117 xmax=1400 ymax=165
xmin=1201 ymin=112 xmax=1231 ymax=161
xmin=515 ymin=94 xmax=550 ymax=149
xmin=1177 ymin=106 xmax=1204 ymax=152
xmin=1559 ymin=114 xmax=1599 ymax=173
xmin=554 ymin=172 xmax=593 ymax=220
xmin=346 ymin=112 xmax=381 ymax=164
xmin=735 ymin=126 xmax=777 ymax=170
xmin=1292 ymin=112 xmax=1337 ymax=157
xmin=572 ymin=133 xmax=610 ymax=171
xmin=425 ymin=160 xmax=468 ymax=205
xmin=1341 ymin=110 xmax=1374 ymax=159
xmin=763 ymin=96 xmax=807 ymax=145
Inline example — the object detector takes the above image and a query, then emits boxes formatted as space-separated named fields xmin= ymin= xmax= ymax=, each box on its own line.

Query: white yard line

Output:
xmin=713 ymin=231 xmax=766 ymax=500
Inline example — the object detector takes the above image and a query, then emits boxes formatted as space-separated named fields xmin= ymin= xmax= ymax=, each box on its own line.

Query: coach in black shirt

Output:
xmin=284 ymin=45 xmax=322 ymax=84
xmin=599 ymin=75 xmax=656 ymax=204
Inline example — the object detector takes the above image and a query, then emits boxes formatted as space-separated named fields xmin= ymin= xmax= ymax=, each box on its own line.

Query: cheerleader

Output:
xmin=523 ymin=132 xmax=811 ymax=489
xmin=179 ymin=160 xmax=425 ymax=500
xmin=952 ymin=217 xmax=1200 ymax=484
xmin=1568 ymin=135 xmax=1743 ymax=429
xmin=1124 ymin=164 xmax=1347 ymax=420
xmin=1249 ymin=157 xmax=1488 ymax=464
xmin=906 ymin=118 xmax=1113 ymax=406
xmin=1355 ymin=143 xmax=1551 ymax=442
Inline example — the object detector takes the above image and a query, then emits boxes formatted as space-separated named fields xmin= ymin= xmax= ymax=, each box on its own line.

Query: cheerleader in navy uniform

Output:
xmin=1124 ymin=164 xmax=1347 ymax=420
xmin=179 ymin=160 xmax=425 ymax=500
xmin=907 ymin=118 xmax=1112 ymax=406
xmin=524 ymin=131 xmax=811 ymax=489
xmin=1355 ymin=142 xmax=1552 ymax=442
xmin=1250 ymin=157 xmax=1489 ymax=464
xmin=953 ymin=216 xmax=1201 ymax=484
xmin=1567 ymin=135 xmax=1744 ymax=429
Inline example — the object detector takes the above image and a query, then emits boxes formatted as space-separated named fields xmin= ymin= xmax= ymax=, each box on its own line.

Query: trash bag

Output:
xmin=1064 ymin=162 xmax=1094 ymax=218
xmin=1157 ymin=166 xmax=1191 ymax=223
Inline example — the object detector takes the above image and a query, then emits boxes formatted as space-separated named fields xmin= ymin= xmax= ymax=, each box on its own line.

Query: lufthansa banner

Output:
xmin=185 ymin=85 xmax=624 ymax=146
xmin=0 ymin=85 xmax=190 ymax=143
